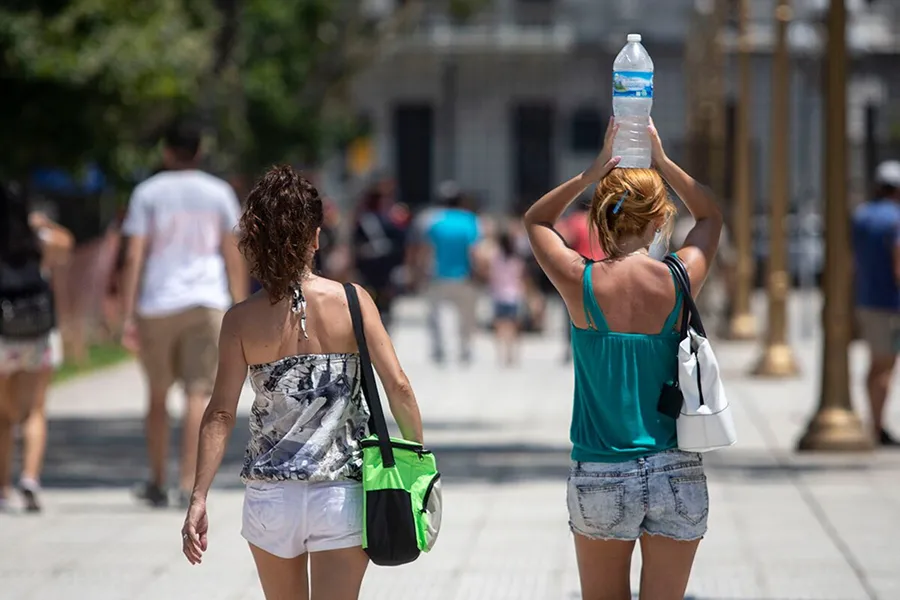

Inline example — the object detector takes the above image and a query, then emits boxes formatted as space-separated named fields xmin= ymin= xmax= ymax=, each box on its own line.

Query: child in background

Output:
xmin=490 ymin=230 xmax=526 ymax=367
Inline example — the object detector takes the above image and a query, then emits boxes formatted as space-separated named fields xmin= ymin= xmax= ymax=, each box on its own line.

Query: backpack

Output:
xmin=0 ymin=257 xmax=56 ymax=339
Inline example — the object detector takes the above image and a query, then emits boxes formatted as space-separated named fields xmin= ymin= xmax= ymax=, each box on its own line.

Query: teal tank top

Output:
xmin=570 ymin=260 xmax=682 ymax=463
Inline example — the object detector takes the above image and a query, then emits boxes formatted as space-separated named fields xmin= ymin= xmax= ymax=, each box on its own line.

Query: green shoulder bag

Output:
xmin=344 ymin=283 xmax=442 ymax=566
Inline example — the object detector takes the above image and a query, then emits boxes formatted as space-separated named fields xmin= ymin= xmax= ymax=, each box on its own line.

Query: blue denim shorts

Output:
xmin=567 ymin=450 xmax=708 ymax=542
xmin=493 ymin=301 xmax=520 ymax=320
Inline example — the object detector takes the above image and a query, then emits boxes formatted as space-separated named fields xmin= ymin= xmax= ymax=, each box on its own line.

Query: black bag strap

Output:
xmin=343 ymin=282 xmax=396 ymax=468
xmin=663 ymin=254 xmax=707 ymax=339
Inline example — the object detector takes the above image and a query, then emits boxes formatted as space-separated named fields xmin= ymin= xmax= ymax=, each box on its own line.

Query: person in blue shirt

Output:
xmin=421 ymin=182 xmax=482 ymax=364
xmin=853 ymin=160 xmax=900 ymax=447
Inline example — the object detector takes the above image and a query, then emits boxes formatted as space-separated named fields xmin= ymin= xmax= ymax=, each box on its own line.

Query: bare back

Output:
xmin=566 ymin=255 xmax=681 ymax=334
xmin=234 ymin=276 xmax=358 ymax=365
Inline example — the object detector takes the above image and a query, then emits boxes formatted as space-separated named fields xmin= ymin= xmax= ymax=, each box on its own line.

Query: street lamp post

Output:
xmin=797 ymin=0 xmax=872 ymax=451
xmin=753 ymin=0 xmax=799 ymax=377
xmin=728 ymin=0 xmax=758 ymax=340
xmin=708 ymin=0 xmax=728 ymax=204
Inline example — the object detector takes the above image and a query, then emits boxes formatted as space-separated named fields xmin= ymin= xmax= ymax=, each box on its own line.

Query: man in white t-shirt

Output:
xmin=120 ymin=120 xmax=246 ymax=507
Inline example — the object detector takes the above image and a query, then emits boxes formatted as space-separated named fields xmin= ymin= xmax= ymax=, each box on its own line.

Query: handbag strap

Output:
xmin=343 ymin=282 xmax=396 ymax=468
xmin=663 ymin=254 xmax=707 ymax=338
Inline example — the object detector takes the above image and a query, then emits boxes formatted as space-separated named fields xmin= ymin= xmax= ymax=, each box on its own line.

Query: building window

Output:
xmin=570 ymin=107 xmax=606 ymax=153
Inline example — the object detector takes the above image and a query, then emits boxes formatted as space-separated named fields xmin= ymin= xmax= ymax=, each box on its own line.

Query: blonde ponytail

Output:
xmin=590 ymin=168 xmax=675 ymax=258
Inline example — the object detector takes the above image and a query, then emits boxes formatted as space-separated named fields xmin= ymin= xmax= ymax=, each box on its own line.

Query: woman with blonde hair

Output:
xmin=523 ymin=119 xmax=722 ymax=600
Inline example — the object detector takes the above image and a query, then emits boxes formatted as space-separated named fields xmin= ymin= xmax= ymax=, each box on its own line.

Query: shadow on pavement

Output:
xmin=38 ymin=415 xmax=893 ymax=490
xmin=38 ymin=415 xmax=252 ymax=489
xmin=703 ymin=451 xmax=900 ymax=482
xmin=37 ymin=416 xmax=572 ymax=489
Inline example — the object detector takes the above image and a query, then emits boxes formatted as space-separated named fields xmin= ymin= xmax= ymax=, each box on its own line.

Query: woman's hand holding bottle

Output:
xmin=584 ymin=118 xmax=621 ymax=184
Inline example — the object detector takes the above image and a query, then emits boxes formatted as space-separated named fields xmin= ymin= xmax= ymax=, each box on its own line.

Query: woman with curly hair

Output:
xmin=180 ymin=165 xmax=423 ymax=600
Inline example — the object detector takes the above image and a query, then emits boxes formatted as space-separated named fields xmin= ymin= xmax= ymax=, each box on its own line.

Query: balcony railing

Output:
xmin=387 ymin=0 xmax=900 ymax=54
xmin=398 ymin=0 xmax=575 ymax=53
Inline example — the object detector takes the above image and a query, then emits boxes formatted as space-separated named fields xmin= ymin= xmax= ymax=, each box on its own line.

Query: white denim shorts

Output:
xmin=241 ymin=480 xmax=363 ymax=558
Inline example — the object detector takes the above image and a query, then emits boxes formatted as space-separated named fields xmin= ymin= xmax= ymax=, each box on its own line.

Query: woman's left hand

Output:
xmin=584 ymin=118 xmax=620 ymax=183
xmin=181 ymin=497 xmax=209 ymax=565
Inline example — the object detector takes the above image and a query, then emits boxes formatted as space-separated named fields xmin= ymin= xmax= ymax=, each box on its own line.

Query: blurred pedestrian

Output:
xmin=120 ymin=119 xmax=247 ymax=507
xmin=0 ymin=183 xmax=72 ymax=512
xmin=852 ymin=160 xmax=900 ymax=447
xmin=180 ymin=166 xmax=423 ymax=600
xmin=352 ymin=185 xmax=407 ymax=329
xmin=559 ymin=201 xmax=606 ymax=362
xmin=489 ymin=229 xmax=526 ymax=367
xmin=524 ymin=119 xmax=721 ymax=597
xmin=559 ymin=199 xmax=606 ymax=262
xmin=419 ymin=182 xmax=482 ymax=364
xmin=672 ymin=213 xmax=735 ymax=335
xmin=314 ymin=197 xmax=340 ymax=277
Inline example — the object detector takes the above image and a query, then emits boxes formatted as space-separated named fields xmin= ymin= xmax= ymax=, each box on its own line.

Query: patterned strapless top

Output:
xmin=241 ymin=353 xmax=370 ymax=483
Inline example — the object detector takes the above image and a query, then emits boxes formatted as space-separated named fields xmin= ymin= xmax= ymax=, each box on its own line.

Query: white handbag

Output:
xmin=664 ymin=255 xmax=737 ymax=452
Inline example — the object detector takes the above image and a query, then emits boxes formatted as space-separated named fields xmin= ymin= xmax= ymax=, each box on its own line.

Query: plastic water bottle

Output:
xmin=612 ymin=33 xmax=654 ymax=168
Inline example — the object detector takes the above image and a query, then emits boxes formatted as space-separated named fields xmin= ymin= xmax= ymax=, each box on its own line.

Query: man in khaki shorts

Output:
xmin=852 ymin=160 xmax=900 ymax=446
xmin=120 ymin=120 xmax=246 ymax=506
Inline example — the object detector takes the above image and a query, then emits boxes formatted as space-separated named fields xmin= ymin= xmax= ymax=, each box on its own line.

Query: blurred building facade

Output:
xmin=351 ymin=0 xmax=900 ymax=214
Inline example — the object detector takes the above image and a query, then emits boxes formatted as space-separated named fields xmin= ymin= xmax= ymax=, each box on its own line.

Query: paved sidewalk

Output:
xmin=2 ymin=296 xmax=900 ymax=600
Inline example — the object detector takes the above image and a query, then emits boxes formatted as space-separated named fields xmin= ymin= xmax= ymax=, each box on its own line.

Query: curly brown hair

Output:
xmin=239 ymin=165 xmax=323 ymax=303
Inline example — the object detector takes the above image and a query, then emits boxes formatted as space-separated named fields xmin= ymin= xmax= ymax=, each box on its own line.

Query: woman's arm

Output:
xmin=182 ymin=307 xmax=247 ymax=564
xmin=649 ymin=121 xmax=723 ymax=295
xmin=29 ymin=212 xmax=74 ymax=268
xmin=190 ymin=308 xmax=248 ymax=502
xmin=524 ymin=119 xmax=620 ymax=292
xmin=356 ymin=284 xmax=423 ymax=443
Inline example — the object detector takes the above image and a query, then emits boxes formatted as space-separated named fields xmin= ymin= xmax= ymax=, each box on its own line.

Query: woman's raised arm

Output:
xmin=524 ymin=120 xmax=620 ymax=293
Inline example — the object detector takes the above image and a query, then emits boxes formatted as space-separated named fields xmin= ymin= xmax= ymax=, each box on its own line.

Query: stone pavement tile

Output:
xmin=692 ymin=539 xmax=751 ymax=565
xmin=407 ymin=543 xmax=470 ymax=573
xmin=3 ymin=540 xmax=85 ymax=572
xmin=835 ymin=534 xmax=900 ymax=572
xmin=135 ymin=562 xmax=261 ymax=600
xmin=761 ymin=567 xmax=869 ymax=600
xmin=567 ymin=559 xmax=767 ymax=599
xmin=360 ymin=571 xmax=457 ymax=600
xmin=559 ymin=569 xmax=581 ymax=599
xmin=24 ymin=571 xmax=154 ymax=600
xmin=868 ymin=574 xmax=900 ymax=600
xmin=450 ymin=570 xmax=557 ymax=600
xmin=22 ymin=517 xmax=121 ymax=545
xmin=684 ymin=565 xmax=767 ymax=600
xmin=0 ymin=572 xmax=41 ymax=600
xmin=461 ymin=533 xmax=571 ymax=571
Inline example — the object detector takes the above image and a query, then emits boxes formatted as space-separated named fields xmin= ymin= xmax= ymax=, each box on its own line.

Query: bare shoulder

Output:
xmin=648 ymin=258 xmax=678 ymax=292
xmin=610 ymin=257 xmax=678 ymax=298
xmin=222 ymin=291 xmax=268 ymax=333
xmin=307 ymin=276 xmax=354 ymax=303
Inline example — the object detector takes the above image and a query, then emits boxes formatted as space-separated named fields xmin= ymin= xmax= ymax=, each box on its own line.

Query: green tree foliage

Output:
xmin=0 ymin=0 xmax=215 ymax=182
xmin=224 ymin=0 xmax=423 ymax=174
xmin=2 ymin=1 xmax=492 ymax=183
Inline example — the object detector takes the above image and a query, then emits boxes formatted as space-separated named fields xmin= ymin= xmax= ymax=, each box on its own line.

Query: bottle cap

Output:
xmin=627 ymin=33 xmax=642 ymax=43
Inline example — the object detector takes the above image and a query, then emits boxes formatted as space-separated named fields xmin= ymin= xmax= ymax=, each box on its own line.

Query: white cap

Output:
xmin=875 ymin=160 xmax=900 ymax=188
xmin=627 ymin=33 xmax=642 ymax=43
xmin=437 ymin=180 xmax=461 ymax=200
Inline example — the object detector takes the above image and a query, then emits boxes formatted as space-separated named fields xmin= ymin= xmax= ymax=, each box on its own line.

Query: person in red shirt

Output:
xmin=559 ymin=201 xmax=606 ymax=262
xmin=558 ymin=202 xmax=605 ymax=362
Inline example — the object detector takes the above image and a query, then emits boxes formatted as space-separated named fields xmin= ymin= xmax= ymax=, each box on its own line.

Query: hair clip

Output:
xmin=612 ymin=191 xmax=628 ymax=214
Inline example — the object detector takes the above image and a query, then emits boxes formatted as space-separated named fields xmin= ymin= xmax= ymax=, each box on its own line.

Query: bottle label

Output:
xmin=613 ymin=71 xmax=654 ymax=99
